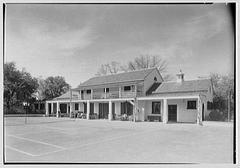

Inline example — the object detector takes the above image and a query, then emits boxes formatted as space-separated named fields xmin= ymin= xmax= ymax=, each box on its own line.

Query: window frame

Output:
xmin=187 ymin=100 xmax=197 ymax=110
xmin=152 ymin=102 xmax=161 ymax=114
xmin=75 ymin=103 xmax=79 ymax=111
xmin=124 ymin=86 xmax=131 ymax=91
xmin=86 ymin=89 xmax=91 ymax=94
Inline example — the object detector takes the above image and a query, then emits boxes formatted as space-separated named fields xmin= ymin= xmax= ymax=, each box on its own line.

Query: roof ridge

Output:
xmin=162 ymin=78 xmax=211 ymax=84
xmin=184 ymin=78 xmax=211 ymax=82
xmin=93 ymin=67 xmax=157 ymax=78
xmin=82 ymin=67 xmax=157 ymax=82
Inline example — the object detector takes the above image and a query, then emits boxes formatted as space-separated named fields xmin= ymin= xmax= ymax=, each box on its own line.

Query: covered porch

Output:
xmin=46 ymin=94 xmax=204 ymax=125
xmin=137 ymin=95 xmax=204 ymax=124
xmin=45 ymin=97 xmax=138 ymax=121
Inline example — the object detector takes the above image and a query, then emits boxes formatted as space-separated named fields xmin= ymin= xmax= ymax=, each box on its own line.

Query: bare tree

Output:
xmin=95 ymin=55 xmax=171 ymax=81
xmin=95 ymin=61 xmax=122 ymax=76
xmin=122 ymin=54 xmax=167 ymax=73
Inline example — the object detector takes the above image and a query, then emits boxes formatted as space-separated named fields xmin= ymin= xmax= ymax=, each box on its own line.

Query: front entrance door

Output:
xmin=168 ymin=105 xmax=177 ymax=122
xmin=202 ymin=104 xmax=204 ymax=121
xmin=121 ymin=102 xmax=133 ymax=115
xmin=90 ymin=103 xmax=94 ymax=115
xmin=48 ymin=103 xmax=51 ymax=114
xmin=99 ymin=103 xmax=109 ymax=119
xmin=60 ymin=104 xmax=67 ymax=113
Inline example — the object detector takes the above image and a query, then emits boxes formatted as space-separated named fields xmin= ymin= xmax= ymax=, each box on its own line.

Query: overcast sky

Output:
xmin=5 ymin=3 xmax=234 ymax=88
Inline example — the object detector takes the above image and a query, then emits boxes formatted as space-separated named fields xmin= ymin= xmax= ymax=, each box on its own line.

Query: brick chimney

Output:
xmin=176 ymin=70 xmax=184 ymax=83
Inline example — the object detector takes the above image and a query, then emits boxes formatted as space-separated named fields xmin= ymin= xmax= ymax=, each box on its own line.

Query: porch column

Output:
xmin=70 ymin=102 xmax=73 ymax=118
xmin=133 ymin=98 xmax=137 ymax=122
xmin=67 ymin=103 xmax=69 ymax=114
xmin=197 ymin=97 xmax=203 ymax=125
xmin=45 ymin=102 xmax=49 ymax=116
xmin=56 ymin=102 xmax=60 ymax=118
xmin=162 ymin=99 xmax=168 ymax=124
xmin=51 ymin=102 xmax=54 ymax=115
xmin=108 ymin=101 xmax=112 ymax=121
xmin=86 ymin=101 xmax=90 ymax=120
xmin=142 ymin=107 xmax=145 ymax=121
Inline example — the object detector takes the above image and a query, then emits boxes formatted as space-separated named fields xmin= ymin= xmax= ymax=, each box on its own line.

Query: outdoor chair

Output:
xmin=121 ymin=114 xmax=128 ymax=121
xmin=115 ymin=114 xmax=122 ymax=120
xmin=128 ymin=115 xmax=133 ymax=121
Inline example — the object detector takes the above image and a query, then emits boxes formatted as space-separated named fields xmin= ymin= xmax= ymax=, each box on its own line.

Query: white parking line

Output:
xmin=6 ymin=145 xmax=37 ymax=157
xmin=7 ymin=134 xmax=66 ymax=150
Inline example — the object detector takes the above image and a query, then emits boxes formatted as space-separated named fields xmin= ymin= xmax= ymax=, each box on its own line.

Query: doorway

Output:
xmin=168 ymin=105 xmax=177 ymax=122
xmin=121 ymin=101 xmax=133 ymax=115
xmin=99 ymin=103 xmax=109 ymax=119
xmin=60 ymin=104 xmax=67 ymax=113
xmin=202 ymin=103 xmax=204 ymax=121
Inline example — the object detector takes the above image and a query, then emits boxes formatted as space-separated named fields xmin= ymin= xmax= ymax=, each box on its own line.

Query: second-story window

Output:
xmin=86 ymin=89 xmax=91 ymax=94
xmin=124 ymin=86 xmax=131 ymax=91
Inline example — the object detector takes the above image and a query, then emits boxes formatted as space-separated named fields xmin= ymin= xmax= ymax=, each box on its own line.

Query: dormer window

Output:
xmin=154 ymin=77 xmax=157 ymax=82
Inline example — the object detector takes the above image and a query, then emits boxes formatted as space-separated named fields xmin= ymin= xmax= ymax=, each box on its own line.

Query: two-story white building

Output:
xmin=45 ymin=68 xmax=213 ymax=124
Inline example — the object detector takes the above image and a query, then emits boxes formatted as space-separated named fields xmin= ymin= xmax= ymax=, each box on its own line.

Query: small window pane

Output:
xmin=124 ymin=86 xmax=131 ymax=91
xmin=86 ymin=90 xmax=91 ymax=94
xmin=207 ymin=101 xmax=213 ymax=110
xmin=187 ymin=101 xmax=197 ymax=109
xmin=152 ymin=102 xmax=161 ymax=114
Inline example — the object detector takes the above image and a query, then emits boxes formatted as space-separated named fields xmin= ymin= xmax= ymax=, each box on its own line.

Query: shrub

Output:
xmin=209 ymin=110 xmax=222 ymax=121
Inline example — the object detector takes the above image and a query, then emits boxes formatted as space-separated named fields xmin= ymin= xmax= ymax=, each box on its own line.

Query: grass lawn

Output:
xmin=4 ymin=117 xmax=234 ymax=163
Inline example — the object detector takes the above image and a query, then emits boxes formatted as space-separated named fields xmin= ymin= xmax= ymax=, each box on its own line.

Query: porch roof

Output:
xmin=51 ymin=91 xmax=79 ymax=101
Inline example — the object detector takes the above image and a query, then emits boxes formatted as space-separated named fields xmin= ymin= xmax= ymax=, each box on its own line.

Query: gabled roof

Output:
xmin=153 ymin=78 xmax=212 ymax=94
xmin=77 ymin=68 xmax=157 ymax=88
xmin=146 ymin=82 xmax=161 ymax=95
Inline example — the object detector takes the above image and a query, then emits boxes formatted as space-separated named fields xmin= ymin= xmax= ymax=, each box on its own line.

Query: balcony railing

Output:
xmin=120 ymin=91 xmax=136 ymax=98
xmin=92 ymin=91 xmax=120 ymax=99
xmin=75 ymin=85 xmax=144 ymax=100
xmin=77 ymin=91 xmax=142 ymax=100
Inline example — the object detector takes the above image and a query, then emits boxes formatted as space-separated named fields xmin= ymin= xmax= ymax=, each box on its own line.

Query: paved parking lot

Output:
xmin=4 ymin=117 xmax=233 ymax=163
